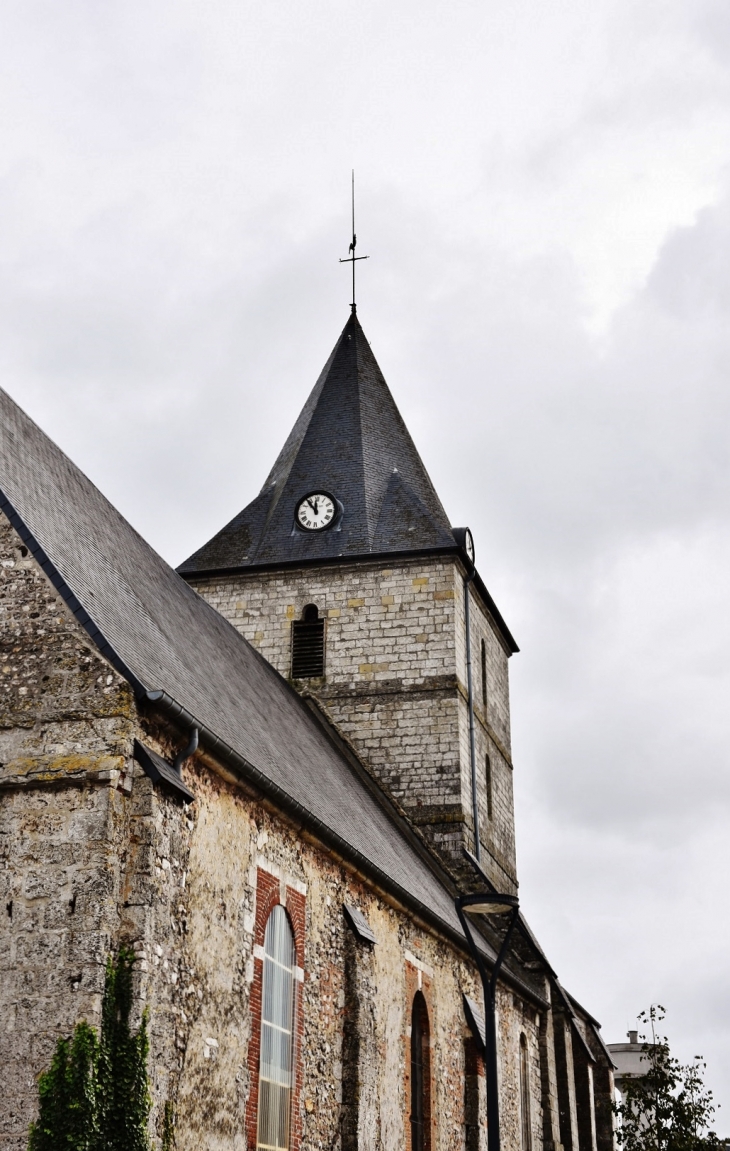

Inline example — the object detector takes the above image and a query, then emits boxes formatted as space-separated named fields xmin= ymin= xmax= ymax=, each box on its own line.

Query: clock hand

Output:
xmin=309 ymin=498 xmax=319 ymax=514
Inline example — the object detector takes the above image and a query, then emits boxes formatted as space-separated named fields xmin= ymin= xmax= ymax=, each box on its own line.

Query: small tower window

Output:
xmin=480 ymin=638 xmax=488 ymax=711
xmin=485 ymin=755 xmax=493 ymax=820
xmin=291 ymin=604 xmax=325 ymax=679
xmin=410 ymin=991 xmax=432 ymax=1151
xmin=519 ymin=1033 xmax=532 ymax=1151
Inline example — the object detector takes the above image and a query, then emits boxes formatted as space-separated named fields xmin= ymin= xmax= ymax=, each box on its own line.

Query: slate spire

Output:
xmin=178 ymin=312 xmax=458 ymax=574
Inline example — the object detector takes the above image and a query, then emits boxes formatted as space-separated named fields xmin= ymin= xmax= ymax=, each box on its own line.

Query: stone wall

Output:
xmin=161 ymin=775 xmax=541 ymax=1151
xmin=0 ymin=512 xmax=547 ymax=1151
xmin=186 ymin=556 xmax=517 ymax=891
xmin=0 ymin=511 xmax=138 ymax=1147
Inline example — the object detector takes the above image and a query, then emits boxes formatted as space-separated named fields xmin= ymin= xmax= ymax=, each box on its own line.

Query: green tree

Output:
xmin=614 ymin=1006 xmax=722 ymax=1151
xmin=28 ymin=948 xmax=151 ymax=1151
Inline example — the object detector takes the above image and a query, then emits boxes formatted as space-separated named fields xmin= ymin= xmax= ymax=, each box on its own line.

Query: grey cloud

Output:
xmin=0 ymin=0 xmax=729 ymax=1119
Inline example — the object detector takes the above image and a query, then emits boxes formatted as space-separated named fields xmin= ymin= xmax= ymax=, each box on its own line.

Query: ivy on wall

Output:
xmin=161 ymin=1101 xmax=176 ymax=1151
xmin=28 ymin=947 xmax=151 ymax=1151
xmin=96 ymin=947 xmax=151 ymax=1151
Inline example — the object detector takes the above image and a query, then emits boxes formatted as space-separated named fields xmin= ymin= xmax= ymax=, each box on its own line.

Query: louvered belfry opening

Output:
xmin=291 ymin=604 xmax=325 ymax=679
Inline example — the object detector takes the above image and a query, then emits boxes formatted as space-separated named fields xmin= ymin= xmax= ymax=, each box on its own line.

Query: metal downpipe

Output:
xmin=463 ymin=567 xmax=480 ymax=862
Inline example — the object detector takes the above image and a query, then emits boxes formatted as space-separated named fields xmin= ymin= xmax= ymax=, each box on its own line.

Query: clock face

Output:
xmin=296 ymin=492 xmax=337 ymax=532
xmin=464 ymin=528 xmax=475 ymax=564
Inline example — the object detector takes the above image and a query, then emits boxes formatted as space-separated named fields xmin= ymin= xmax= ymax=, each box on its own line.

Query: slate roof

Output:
xmin=0 ymin=382 xmax=534 ymax=983
xmin=178 ymin=311 xmax=459 ymax=575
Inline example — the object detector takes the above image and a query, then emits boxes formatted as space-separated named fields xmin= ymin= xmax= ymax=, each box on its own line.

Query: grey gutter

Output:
xmin=463 ymin=566 xmax=481 ymax=861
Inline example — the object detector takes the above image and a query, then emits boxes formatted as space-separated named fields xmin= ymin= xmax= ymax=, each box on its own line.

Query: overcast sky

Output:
xmin=2 ymin=0 xmax=729 ymax=1119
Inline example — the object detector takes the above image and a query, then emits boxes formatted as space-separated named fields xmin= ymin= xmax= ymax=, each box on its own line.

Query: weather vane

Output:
xmin=339 ymin=170 xmax=369 ymax=312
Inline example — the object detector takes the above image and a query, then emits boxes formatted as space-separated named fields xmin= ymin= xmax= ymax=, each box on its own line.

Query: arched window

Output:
xmin=480 ymin=638 xmax=488 ymax=710
xmin=519 ymin=1033 xmax=532 ymax=1151
xmin=257 ymin=905 xmax=296 ymax=1151
xmin=410 ymin=991 xmax=431 ymax=1151
xmin=291 ymin=603 xmax=325 ymax=679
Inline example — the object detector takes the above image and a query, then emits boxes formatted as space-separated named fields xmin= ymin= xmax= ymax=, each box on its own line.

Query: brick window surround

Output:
xmin=247 ymin=868 xmax=306 ymax=1151
xmin=404 ymin=961 xmax=435 ymax=1151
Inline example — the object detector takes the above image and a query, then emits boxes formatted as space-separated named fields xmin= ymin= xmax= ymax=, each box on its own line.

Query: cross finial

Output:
xmin=339 ymin=170 xmax=369 ymax=312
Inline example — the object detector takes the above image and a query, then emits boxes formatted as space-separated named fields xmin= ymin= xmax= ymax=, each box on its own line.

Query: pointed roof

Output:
xmin=178 ymin=311 xmax=458 ymax=574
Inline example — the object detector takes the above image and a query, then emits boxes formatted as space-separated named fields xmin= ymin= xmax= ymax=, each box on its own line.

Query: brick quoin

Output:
xmin=246 ymin=869 xmax=306 ymax=1151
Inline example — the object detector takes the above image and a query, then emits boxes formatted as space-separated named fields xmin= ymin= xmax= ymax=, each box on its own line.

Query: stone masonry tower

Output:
xmin=178 ymin=311 xmax=520 ymax=891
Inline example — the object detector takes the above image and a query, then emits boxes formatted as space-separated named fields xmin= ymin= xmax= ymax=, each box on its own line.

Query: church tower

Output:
xmin=178 ymin=311 xmax=519 ymax=891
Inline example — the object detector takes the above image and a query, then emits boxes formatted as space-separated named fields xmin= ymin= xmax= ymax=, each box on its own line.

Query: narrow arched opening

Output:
xmin=257 ymin=905 xmax=296 ymax=1151
xmin=519 ymin=1033 xmax=532 ymax=1151
xmin=410 ymin=990 xmax=432 ymax=1151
